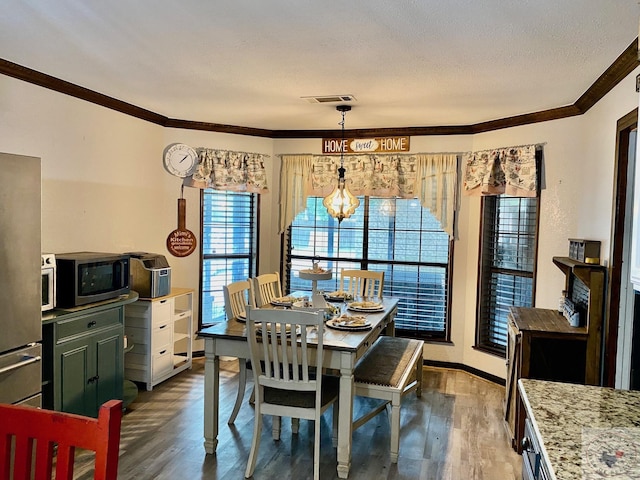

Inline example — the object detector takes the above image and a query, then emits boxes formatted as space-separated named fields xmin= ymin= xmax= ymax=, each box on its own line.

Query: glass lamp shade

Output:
xmin=322 ymin=179 xmax=360 ymax=222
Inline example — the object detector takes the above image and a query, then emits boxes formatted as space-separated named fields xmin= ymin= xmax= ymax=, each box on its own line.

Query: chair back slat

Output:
xmin=340 ymin=269 xmax=384 ymax=299
xmin=0 ymin=399 xmax=122 ymax=480
xmin=223 ymin=279 xmax=252 ymax=320
xmin=251 ymin=272 xmax=283 ymax=307
xmin=247 ymin=307 xmax=322 ymax=394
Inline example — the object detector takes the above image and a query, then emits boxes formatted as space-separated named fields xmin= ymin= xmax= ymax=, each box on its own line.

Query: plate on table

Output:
xmin=326 ymin=315 xmax=372 ymax=331
xmin=270 ymin=296 xmax=301 ymax=307
xmin=324 ymin=291 xmax=354 ymax=302
xmin=347 ymin=300 xmax=384 ymax=312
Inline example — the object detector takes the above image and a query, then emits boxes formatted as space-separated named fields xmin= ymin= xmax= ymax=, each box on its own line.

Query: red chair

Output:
xmin=0 ymin=399 xmax=123 ymax=480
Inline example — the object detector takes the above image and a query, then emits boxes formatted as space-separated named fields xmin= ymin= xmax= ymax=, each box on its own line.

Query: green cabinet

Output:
xmin=42 ymin=293 xmax=137 ymax=417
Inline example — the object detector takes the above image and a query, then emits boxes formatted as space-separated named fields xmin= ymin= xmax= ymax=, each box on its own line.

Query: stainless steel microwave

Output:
xmin=55 ymin=252 xmax=130 ymax=308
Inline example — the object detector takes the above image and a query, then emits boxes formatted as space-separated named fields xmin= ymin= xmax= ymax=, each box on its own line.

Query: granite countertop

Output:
xmin=519 ymin=378 xmax=640 ymax=479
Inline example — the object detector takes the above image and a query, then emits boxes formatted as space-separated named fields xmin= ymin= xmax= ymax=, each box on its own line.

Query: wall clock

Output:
xmin=163 ymin=143 xmax=198 ymax=177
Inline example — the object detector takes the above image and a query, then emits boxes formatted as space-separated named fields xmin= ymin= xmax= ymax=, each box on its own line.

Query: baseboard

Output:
xmin=423 ymin=359 xmax=505 ymax=386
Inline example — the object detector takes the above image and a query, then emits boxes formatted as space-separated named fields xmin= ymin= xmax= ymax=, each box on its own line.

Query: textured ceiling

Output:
xmin=0 ymin=1 xmax=638 ymax=131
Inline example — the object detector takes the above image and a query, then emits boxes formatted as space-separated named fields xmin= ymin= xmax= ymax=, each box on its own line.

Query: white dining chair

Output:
xmin=251 ymin=271 xmax=283 ymax=307
xmin=340 ymin=269 xmax=384 ymax=299
xmin=244 ymin=307 xmax=339 ymax=480
xmin=223 ymin=279 xmax=254 ymax=424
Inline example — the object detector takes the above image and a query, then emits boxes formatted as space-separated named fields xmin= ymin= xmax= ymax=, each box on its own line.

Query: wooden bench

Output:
xmin=353 ymin=336 xmax=424 ymax=463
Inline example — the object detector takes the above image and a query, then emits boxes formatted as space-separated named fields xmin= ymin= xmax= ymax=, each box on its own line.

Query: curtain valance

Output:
xmin=183 ymin=148 xmax=269 ymax=193
xmin=279 ymin=153 xmax=458 ymax=238
xmin=463 ymin=144 xmax=539 ymax=197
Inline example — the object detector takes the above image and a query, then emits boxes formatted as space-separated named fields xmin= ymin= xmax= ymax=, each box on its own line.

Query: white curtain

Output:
xmin=279 ymin=154 xmax=313 ymax=234
xmin=279 ymin=153 xmax=459 ymax=238
xmin=415 ymin=154 xmax=458 ymax=238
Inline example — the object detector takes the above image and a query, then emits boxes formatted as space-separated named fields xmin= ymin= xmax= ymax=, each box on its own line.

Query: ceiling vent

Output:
xmin=302 ymin=94 xmax=357 ymax=104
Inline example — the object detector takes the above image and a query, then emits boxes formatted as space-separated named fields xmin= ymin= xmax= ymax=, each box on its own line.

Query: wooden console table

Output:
xmin=505 ymin=307 xmax=593 ymax=453
xmin=505 ymin=257 xmax=605 ymax=453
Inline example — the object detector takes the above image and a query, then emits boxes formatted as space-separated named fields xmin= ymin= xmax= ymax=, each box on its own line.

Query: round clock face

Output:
xmin=163 ymin=143 xmax=198 ymax=177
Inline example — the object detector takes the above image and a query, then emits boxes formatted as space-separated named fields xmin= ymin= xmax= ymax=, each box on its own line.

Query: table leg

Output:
xmin=337 ymin=360 xmax=354 ymax=479
xmin=204 ymin=339 xmax=219 ymax=454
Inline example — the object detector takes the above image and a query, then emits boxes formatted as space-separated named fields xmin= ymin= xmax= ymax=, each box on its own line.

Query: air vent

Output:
xmin=302 ymin=95 xmax=357 ymax=104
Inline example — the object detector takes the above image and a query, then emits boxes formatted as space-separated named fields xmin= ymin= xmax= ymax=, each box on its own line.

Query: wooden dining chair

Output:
xmin=0 ymin=399 xmax=123 ymax=480
xmin=251 ymin=271 xmax=283 ymax=307
xmin=223 ymin=279 xmax=256 ymax=425
xmin=340 ymin=269 xmax=384 ymax=299
xmin=244 ymin=307 xmax=339 ymax=480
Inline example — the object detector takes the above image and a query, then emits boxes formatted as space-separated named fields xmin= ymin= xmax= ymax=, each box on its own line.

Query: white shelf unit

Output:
xmin=124 ymin=288 xmax=193 ymax=391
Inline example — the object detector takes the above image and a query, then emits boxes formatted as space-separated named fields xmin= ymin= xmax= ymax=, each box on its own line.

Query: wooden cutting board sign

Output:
xmin=167 ymin=198 xmax=197 ymax=257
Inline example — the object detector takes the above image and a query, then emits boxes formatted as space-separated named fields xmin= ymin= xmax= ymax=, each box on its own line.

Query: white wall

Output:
xmin=1 ymin=63 xmax=638 ymax=379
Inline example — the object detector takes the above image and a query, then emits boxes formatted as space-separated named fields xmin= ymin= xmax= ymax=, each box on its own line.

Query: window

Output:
xmin=476 ymin=196 xmax=539 ymax=355
xmin=287 ymin=196 xmax=453 ymax=340
xmin=200 ymin=190 xmax=258 ymax=328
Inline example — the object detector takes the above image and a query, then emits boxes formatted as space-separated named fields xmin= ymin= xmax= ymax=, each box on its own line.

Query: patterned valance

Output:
xmin=309 ymin=154 xmax=417 ymax=197
xmin=463 ymin=144 xmax=539 ymax=197
xmin=279 ymin=153 xmax=458 ymax=238
xmin=183 ymin=148 xmax=269 ymax=193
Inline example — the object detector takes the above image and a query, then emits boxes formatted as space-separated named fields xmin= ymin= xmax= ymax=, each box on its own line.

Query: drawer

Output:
xmin=152 ymin=345 xmax=173 ymax=377
xmin=56 ymin=308 xmax=121 ymax=341
xmin=0 ymin=343 xmax=41 ymax=404
xmin=154 ymin=323 xmax=172 ymax=346
xmin=151 ymin=299 xmax=173 ymax=327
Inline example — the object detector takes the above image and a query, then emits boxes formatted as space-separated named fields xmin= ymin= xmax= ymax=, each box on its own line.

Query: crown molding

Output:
xmin=1 ymin=38 xmax=638 ymax=138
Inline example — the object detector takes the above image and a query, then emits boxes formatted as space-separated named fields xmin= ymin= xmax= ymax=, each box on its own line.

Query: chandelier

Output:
xmin=323 ymin=105 xmax=360 ymax=222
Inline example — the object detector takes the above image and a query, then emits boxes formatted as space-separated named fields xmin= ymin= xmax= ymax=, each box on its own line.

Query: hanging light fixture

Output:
xmin=323 ymin=105 xmax=360 ymax=222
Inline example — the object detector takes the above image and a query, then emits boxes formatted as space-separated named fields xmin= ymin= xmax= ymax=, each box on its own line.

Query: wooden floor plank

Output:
xmin=72 ymin=358 xmax=521 ymax=479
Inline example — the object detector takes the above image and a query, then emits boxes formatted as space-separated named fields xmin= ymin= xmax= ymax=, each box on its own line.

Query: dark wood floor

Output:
xmin=75 ymin=357 xmax=521 ymax=479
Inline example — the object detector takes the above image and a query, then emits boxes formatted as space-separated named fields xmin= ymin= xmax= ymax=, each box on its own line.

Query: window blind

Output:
xmin=477 ymin=196 xmax=538 ymax=353
xmin=200 ymin=190 xmax=257 ymax=327
xmin=287 ymin=196 xmax=452 ymax=340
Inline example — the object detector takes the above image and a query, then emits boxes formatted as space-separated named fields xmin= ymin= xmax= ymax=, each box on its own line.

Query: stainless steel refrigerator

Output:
xmin=0 ymin=152 xmax=42 ymax=406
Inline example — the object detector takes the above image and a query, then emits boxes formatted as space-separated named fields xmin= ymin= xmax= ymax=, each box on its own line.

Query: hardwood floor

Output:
xmin=75 ymin=357 xmax=521 ymax=479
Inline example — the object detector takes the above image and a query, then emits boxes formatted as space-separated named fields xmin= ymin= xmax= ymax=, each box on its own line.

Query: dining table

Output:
xmin=197 ymin=293 xmax=398 ymax=479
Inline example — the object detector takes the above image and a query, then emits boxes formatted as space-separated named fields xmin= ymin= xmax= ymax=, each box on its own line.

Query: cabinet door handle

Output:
xmin=87 ymin=375 xmax=100 ymax=384
xmin=159 ymin=349 xmax=167 ymax=355
xmin=159 ymin=325 xmax=167 ymax=329
xmin=87 ymin=320 xmax=97 ymax=328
